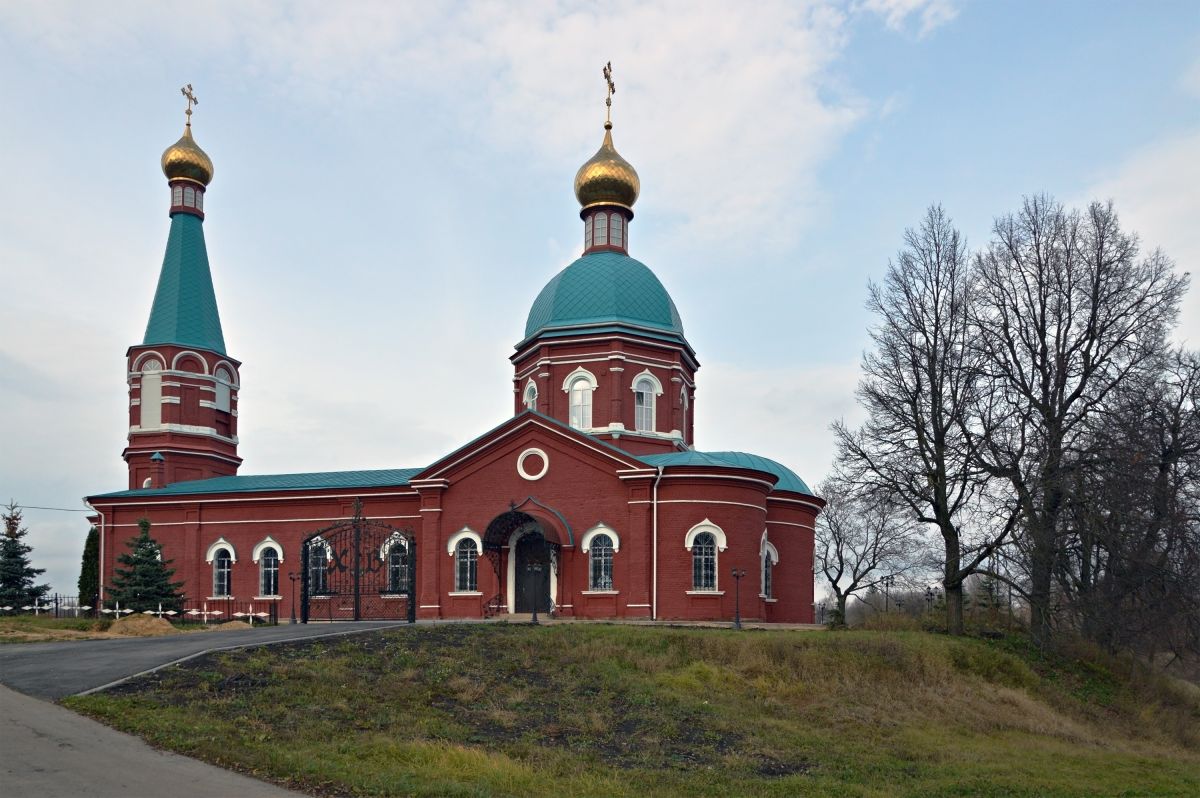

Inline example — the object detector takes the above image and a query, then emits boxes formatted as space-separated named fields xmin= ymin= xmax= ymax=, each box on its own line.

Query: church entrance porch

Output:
xmin=482 ymin=508 xmax=564 ymax=617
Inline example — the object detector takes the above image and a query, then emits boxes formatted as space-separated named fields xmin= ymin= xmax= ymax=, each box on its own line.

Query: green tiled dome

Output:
xmin=524 ymin=252 xmax=685 ymax=340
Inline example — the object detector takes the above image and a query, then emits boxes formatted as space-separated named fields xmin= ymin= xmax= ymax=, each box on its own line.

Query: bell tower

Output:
xmin=123 ymin=86 xmax=242 ymax=489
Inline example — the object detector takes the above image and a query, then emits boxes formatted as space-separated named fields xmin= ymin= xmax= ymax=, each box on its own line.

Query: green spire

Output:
xmin=142 ymin=213 xmax=226 ymax=354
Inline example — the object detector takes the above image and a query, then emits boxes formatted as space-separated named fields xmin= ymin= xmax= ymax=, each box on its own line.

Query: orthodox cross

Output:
xmin=603 ymin=61 xmax=615 ymax=124
xmin=181 ymin=83 xmax=199 ymax=126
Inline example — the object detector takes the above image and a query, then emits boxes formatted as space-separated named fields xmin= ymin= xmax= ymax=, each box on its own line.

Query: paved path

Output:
xmin=0 ymin=622 xmax=408 ymax=798
xmin=0 ymin=684 xmax=305 ymax=798
xmin=0 ymin=621 xmax=408 ymax=699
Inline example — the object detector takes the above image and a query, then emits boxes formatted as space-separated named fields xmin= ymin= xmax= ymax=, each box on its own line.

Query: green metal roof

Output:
xmin=143 ymin=213 xmax=227 ymax=354
xmin=524 ymin=251 xmax=685 ymax=341
xmin=639 ymin=450 xmax=814 ymax=496
xmin=91 ymin=468 xmax=423 ymax=499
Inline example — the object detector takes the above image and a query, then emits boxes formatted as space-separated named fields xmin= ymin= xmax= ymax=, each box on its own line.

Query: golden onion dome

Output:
xmin=574 ymin=123 xmax=639 ymax=213
xmin=161 ymin=124 xmax=214 ymax=186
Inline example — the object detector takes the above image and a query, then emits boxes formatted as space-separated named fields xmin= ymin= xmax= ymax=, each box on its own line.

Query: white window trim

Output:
xmin=629 ymin=368 xmax=664 ymax=396
xmin=205 ymin=537 xmax=237 ymax=563
xmin=379 ymin=530 xmax=408 ymax=560
xmin=252 ymin=536 xmax=284 ymax=563
xmin=580 ymin=523 xmax=620 ymax=553
xmin=523 ymin=379 xmax=538 ymax=411
xmin=561 ymin=366 xmax=599 ymax=393
xmin=309 ymin=537 xmax=333 ymax=561
xmin=446 ymin=527 xmax=482 ymax=556
xmin=212 ymin=360 xmax=240 ymax=388
xmin=517 ymin=448 xmax=550 ymax=481
xmin=684 ymin=519 xmax=728 ymax=552
xmin=132 ymin=351 xmax=166 ymax=373
xmin=171 ymin=350 xmax=210 ymax=374
xmin=762 ymin=540 xmax=779 ymax=565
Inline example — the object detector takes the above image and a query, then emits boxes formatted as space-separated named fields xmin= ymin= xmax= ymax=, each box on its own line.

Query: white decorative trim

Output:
xmin=580 ymin=523 xmax=620 ymax=553
xmin=684 ymin=519 xmax=727 ymax=551
xmin=446 ymin=527 xmax=482 ymax=555
xmin=523 ymin=379 xmax=538 ymax=410
xmin=254 ymin=595 xmax=282 ymax=601
xmin=251 ymin=536 xmax=283 ymax=563
xmin=762 ymin=540 xmax=779 ymax=565
xmin=561 ymin=366 xmax=599 ymax=393
xmin=309 ymin=537 xmax=333 ymax=561
xmin=132 ymin=351 xmax=166 ymax=372
xmin=517 ymin=448 xmax=550 ymax=481
xmin=448 ymin=591 xmax=483 ymax=597
xmin=506 ymin=523 xmax=558 ymax=613
xmin=581 ymin=590 xmax=619 ymax=595
xmin=171 ymin=351 xmax=210 ymax=374
xmin=379 ymin=530 xmax=408 ymax=560
xmin=213 ymin=360 xmax=239 ymax=387
xmin=205 ymin=537 xmax=236 ymax=563
xmin=630 ymin=368 xmax=664 ymax=396
xmin=686 ymin=590 xmax=725 ymax=596
xmin=759 ymin=595 xmax=778 ymax=603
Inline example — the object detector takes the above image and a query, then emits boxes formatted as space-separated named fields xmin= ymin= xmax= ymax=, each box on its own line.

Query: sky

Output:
xmin=1 ymin=1 xmax=1198 ymax=595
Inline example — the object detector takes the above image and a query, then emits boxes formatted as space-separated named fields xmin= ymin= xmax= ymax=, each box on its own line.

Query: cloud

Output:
xmin=856 ymin=0 xmax=959 ymax=37
xmin=0 ymin=2 xmax=864 ymax=250
xmin=1085 ymin=130 xmax=1200 ymax=347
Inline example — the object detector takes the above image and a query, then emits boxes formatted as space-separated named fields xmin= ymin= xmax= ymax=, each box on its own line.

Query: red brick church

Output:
xmin=86 ymin=85 xmax=823 ymax=623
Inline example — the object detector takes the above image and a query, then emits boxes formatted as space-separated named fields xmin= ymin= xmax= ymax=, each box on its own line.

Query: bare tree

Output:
xmin=835 ymin=206 xmax=1006 ymax=634
xmin=814 ymin=477 xmax=923 ymax=625
xmin=971 ymin=196 xmax=1188 ymax=646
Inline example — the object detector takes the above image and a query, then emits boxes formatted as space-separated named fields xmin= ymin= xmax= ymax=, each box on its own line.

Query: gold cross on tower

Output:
xmin=603 ymin=61 xmax=615 ymax=126
xmin=180 ymin=83 xmax=199 ymax=127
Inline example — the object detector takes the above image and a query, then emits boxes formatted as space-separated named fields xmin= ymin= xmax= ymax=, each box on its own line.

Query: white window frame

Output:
xmin=212 ymin=549 xmax=233 ymax=597
xmin=258 ymin=546 xmax=281 ymax=597
xmin=684 ymin=520 xmax=727 ymax=594
xmin=610 ymin=214 xmax=624 ymax=248
xmin=523 ymin=380 xmax=538 ymax=412
xmin=761 ymin=537 xmax=779 ymax=599
xmin=630 ymin=369 xmax=663 ymax=433
xmin=562 ymin=367 xmax=598 ymax=430
xmin=594 ymin=212 xmax=608 ymax=246
xmin=454 ymin=539 xmax=479 ymax=592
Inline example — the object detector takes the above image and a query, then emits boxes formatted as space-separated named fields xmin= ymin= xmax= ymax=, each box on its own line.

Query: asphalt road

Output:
xmin=0 ymin=620 xmax=409 ymax=699
xmin=0 ymin=621 xmax=411 ymax=798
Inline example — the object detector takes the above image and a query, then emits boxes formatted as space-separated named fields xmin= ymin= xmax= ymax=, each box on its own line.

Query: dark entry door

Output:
xmin=515 ymin=533 xmax=551 ymax=613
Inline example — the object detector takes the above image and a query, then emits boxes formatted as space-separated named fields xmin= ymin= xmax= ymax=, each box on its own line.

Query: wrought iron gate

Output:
xmin=300 ymin=499 xmax=416 ymax=622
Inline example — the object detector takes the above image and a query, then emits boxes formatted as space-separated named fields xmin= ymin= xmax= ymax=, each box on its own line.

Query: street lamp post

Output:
xmin=288 ymin=572 xmax=299 ymax=624
xmin=731 ymin=568 xmax=746 ymax=630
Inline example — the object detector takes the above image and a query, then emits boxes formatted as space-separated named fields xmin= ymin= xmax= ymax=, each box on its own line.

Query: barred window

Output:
xmin=589 ymin=533 xmax=614 ymax=590
xmin=388 ymin=541 xmax=410 ymax=593
xmin=309 ymin=544 xmax=328 ymax=594
xmin=259 ymin=546 xmax=280 ymax=596
xmin=456 ymin=539 xmax=478 ymax=591
xmin=762 ymin=551 xmax=773 ymax=599
xmin=213 ymin=549 xmax=232 ymax=597
xmin=692 ymin=532 xmax=717 ymax=591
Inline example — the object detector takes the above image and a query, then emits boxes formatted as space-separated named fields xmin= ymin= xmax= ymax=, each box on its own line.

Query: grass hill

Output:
xmin=65 ymin=624 xmax=1200 ymax=797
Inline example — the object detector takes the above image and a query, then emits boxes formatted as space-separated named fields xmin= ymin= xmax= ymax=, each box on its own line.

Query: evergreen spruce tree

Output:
xmin=77 ymin=526 xmax=100 ymax=607
xmin=108 ymin=518 xmax=184 ymax=612
xmin=0 ymin=501 xmax=51 ymax=609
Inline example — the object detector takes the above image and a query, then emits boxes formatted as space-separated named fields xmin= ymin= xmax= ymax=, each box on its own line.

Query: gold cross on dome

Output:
xmin=603 ymin=61 xmax=615 ymax=123
xmin=181 ymin=84 xmax=199 ymax=125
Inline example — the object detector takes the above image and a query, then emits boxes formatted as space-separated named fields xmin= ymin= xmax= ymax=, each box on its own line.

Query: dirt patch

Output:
xmin=110 ymin=615 xmax=180 ymax=636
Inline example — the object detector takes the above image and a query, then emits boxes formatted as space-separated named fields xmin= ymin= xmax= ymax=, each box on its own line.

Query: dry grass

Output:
xmin=66 ymin=625 xmax=1200 ymax=797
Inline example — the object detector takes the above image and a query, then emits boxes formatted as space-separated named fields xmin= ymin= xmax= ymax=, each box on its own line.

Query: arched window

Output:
xmin=691 ymin=532 xmax=717 ymax=592
xmin=569 ymin=377 xmax=593 ymax=429
xmin=183 ymin=185 xmax=195 ymax=207
xmin=594 ymin=212 xmax=608 ymax=246
xmin=309 ymin=541 xmax=329 ymax=595
xmin=172 ymin=185 xmax=183 ymax=206
xmin=584 ymin=215 xmax=593 ymax=248
xmin=140 ymin=359 xmax=162 ymax=428
xmin=455 ymin=539 xmax=478 ymax=592
xmin=634 ymin=377 xmax=655 ymax=431
xmin=214 ymin=367 xmax=233 ymax=413
xmin=610 ymin=214 xmax=624 ymax=248
xmin=761 ymin=540 xmax=779 ymax=599
xmin=259 ymin=546 xmax=280 ymax=596
xmin=680 ymin=388 xmax=689 ymax=437
xmin=387 ymin=539 xmax=410 ymax=593
xmin=589 ymin=533 xmax=614 ymax=590
xmin=524 ymin=382 xmax=538 ymax=412
xmin=213 ymin=549 xmax=232 ymax=597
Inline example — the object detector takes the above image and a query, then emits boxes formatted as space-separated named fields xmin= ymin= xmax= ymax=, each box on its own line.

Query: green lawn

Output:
xmin=65 ymin=624 xmax=1200 ymax=797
